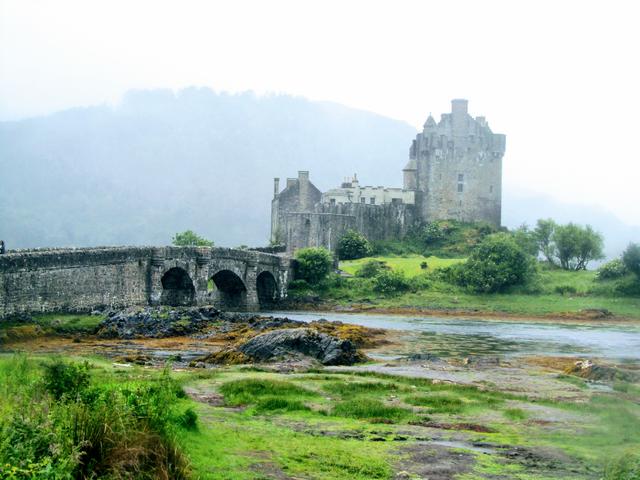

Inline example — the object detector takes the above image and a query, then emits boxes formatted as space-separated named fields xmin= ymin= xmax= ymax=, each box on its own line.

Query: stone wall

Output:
xmin=0 ymin=246 xmax=292 ymax=319
xmin=284 ymin=202 xmax=417 ymax=253
xmin=0 ymin=247 xmax=153 ymax=318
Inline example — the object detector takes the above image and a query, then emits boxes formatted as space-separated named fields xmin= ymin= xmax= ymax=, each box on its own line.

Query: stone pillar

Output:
xmin=243 ymin=262 xmax=260 ymax=311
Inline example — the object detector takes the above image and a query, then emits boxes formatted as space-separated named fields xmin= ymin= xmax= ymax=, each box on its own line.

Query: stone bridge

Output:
xmin=0 ymin=246 xmax=292 ymax=319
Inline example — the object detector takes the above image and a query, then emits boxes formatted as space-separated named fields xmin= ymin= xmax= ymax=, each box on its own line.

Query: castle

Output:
xmin=271 ymin=99 xmax=505 ymax=253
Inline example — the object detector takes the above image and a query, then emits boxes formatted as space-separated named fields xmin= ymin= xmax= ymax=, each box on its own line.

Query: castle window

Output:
xmin=458 ymin=174 xmax=464 ymax=182
xmin=330 ymin=198 xmax=336 ymax=205
xmin=490 ymin=185 xmax=494 ymax=193
xmin=457 ymin=173 xmax=464 ymax=193
xmin=360 ymin=197 xmax=365 ymax=204
xmin=458 ymin=183 xmax=464 ymax=193
xmin=370 ymin=197 xmax=376 ymax=205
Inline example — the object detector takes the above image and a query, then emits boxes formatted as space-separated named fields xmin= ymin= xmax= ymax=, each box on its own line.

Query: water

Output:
xmin=269 ymin=311 xmax=640 ymax=362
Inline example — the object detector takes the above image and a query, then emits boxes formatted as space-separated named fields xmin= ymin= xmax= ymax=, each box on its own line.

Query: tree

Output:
xmin=622 ymin=243 xmax=640 ymax=279
xmin=452 ymin=233 xmax=537 ymax=293
xmin=511 ymin=224 xmax=539 ymax=257
xmin=533 ymin=218 xmax=557 ymax=264
xmin=294 ymin=247 xmax=334 ymax=285
xmin=171 ymin=230 xmax=214 ymax=247
xmin=552 ymin=223 xmax=604 ymax=270
xmin=337 ymin=230 xmax=372 ymax=260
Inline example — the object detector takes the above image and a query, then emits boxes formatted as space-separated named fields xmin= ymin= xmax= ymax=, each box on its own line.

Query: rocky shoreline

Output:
xmin=94 ymin=306 xmax=383 ymax=366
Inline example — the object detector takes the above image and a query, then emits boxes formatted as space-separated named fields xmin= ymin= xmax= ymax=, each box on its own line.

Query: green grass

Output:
xmin=331 ymin=399 xmax=411 ymax=422
xmin=314 ymin=256 xmax=640 ymax=319
xmin=0 ymin=313 xmax=104 ymax=342
xmin=404 ymin=393 xmax=466 ymax=413
xmin=341 ymin=254 xmax=464 ymax=278
xmin=3 ymin=354 xmax=639 ymax=479
xmin=503 ymin=408 xmax=528 ymax=421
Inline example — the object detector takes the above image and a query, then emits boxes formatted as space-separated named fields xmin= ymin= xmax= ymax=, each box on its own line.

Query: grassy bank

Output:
xmin=4 ymin=353 xmax=638 ymax=479
xmin=1 ymin=353 xmax=639 ymax=479
xmin=293 ymin=255 xmax=640 ymax=320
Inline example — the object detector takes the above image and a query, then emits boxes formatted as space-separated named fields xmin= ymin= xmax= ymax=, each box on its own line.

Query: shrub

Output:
xmin=171 ymin=229 xmax=214 ymax=247
xmin=554 ymin=284 xmax=578 ymax=296
xmin=623 ymin=243 xmax=640 ymax=279
xmin=372 ymin=270 xmax=410 ymax=295
xmin=337 ymin=230 xmax=372 ymax=260
xmin=355 ymin=260 xmax=389 ymax=278
xmin=597 ymin=258 xmax=628 ymax=280
xmin=450 ymin=233 xmax=537 ymax=293
xmin=604 ymin=450 xmax=640 ymax=480
xmin=178 ymin=407 xmax=198 ymax=430
xmin=294 ymin=247 xmax=334 ymax=285
xmin=615 ymin=278 xmax=640 ymax=296
xmin=288 ymin=279 xmax=310 ymax=290
xmin=42 ymin=359 xmax=90 ymax=400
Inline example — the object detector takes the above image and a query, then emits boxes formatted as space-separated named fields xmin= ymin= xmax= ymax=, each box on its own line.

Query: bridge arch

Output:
xmin=160 ymin=267 xmax=195 ymax=306
xmin=256 ymin=270 xmax=278 ymax=308
xmin=210 ymin=269 xmax=247 ymax=310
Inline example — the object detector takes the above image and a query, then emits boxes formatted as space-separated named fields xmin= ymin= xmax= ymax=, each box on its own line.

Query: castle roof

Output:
xmin=403 ymin=158 xmax=417 ymax=171
xmin=423 ymin=114 xmax=436 ymax=129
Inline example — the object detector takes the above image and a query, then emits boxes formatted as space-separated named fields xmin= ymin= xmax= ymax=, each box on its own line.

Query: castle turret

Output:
xmin=403 ymin=158 xmax=417 ymax=190
xmin=410 ymin=99 xmax=505 ymax=227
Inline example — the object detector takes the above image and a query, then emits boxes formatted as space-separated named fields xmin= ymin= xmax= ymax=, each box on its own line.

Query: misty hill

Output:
xmin=0 ymin=88 xmax=416 ymax=248
xmin=0 ymin=87 xmax=637 ymax=260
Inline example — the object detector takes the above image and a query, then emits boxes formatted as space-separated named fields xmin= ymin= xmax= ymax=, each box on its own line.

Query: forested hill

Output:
xmin=0 ymin=88 xmax=417 ymax=248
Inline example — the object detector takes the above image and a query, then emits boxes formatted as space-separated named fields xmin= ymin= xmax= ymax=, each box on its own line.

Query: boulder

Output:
xmin=239 ymin=327 xmax=361 ymax=365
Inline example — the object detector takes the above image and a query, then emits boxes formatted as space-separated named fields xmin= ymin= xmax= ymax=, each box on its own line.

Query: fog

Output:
xmin=1 ymin=0 xmax=639 ymax=255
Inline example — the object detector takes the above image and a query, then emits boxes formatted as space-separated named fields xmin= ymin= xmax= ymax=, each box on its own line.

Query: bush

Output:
xmin=288 ymin=279 xmax=310 ymax=290
xmin=604 ymin=450 xmax=640 ymax=480
xmin=450 ymin=233 xmax=537 ymax=293
xmin=554 ymin=285 xmax=578 ymax=296
xmin=171 ymin=229 xmax=214 ymax=247
xmin=337 ymin=230 xmax=372 ymax=260
xmin=355 ymin=260 xmax=389 ymax=278
xmin=294 ymin=247 xmax=334 ymax=285
xmin=623 ymin=243 xmax=640 ymax=279
xmin=597 ymin=258 xmax=628 ymax=280
xmin=42 ymin=359 xmax=90 ymax=400
xmin=372 ymin=270 xmax=410 ymax=295
xmin=0 ymin=358 xmax=191 ymax=480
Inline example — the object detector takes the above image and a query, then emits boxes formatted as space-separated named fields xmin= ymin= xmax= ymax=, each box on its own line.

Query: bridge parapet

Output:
xmin=0 ymin=246 xmax=292 ymax=319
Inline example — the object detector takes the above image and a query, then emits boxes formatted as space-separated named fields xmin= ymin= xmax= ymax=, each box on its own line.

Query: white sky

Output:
xmin=1 ymin=0 xmax=639 ymax=226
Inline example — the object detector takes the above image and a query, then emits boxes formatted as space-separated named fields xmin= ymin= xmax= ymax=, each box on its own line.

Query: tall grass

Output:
xmin=0 ymin=356 xmax=193 ymax=479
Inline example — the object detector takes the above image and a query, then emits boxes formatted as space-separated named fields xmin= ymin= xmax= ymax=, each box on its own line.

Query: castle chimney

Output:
xmin=451 ymin=99 xmax=469 ymax=133
xmin=298 ymin=171 xmax=310 ymax=211
xmin=273 ymin=178 xmax=280 ymax=198
xmin=286 ymin=178 xmax=296 ymax=188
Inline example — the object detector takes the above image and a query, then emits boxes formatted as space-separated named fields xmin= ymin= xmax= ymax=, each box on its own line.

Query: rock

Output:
xmin=96 ymin=306 xmax=221 ymax=339
xmin=238 ymin=327 xmax=361 ymax=365
xmin=406 ymin=353 xmax=441 ymax=362
xmin=578 ymin=308 xmax=612 ymax=319
xmin=565 ymin=359 xmax=639 ymax=382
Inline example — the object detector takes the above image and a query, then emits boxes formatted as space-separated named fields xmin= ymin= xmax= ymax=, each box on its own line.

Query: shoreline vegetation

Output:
xmin=286 ymin=221 xmax=640 ymax=323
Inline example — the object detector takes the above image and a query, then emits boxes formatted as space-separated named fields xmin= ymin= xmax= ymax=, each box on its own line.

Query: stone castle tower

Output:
xmin=271 ymin=100 xmax=505 ymax=253
xmin=404 ymin=99 xmax=505 ymax=226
